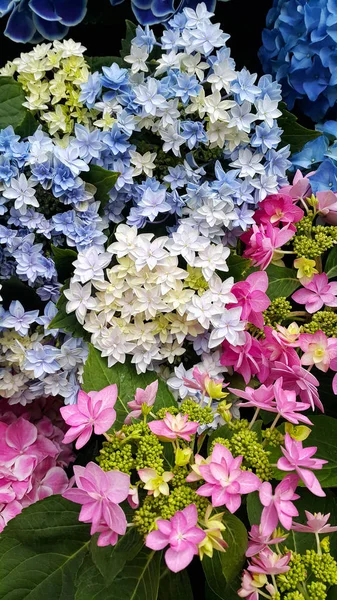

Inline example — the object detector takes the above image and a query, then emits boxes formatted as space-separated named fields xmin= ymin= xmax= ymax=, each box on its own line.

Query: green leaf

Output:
xmin=326 ymin=246 xmax=337 ymax=279
xmin=202 ymin=513 xmax=247 ymax=600
xmin=0 ymin=77 xmax=28 ymax=131
xmin=82 ymin=344 xmax=176 ymax=428
xmin=298 ymin=416 xmax=337 ymax=488
xmin=266 ymin=264 xmax=300 ymax=300
xmin=48 ymin=292 xmax=87 ymax=339
xmin=90 ymin=528 xmax=143 ymax=583
xmin=247 ymin=491 xmax=263 ymax=526
xmin=86 ymin=56 xmax=124 ymax=71
xmin=278 ymin=102 xmax=322 ymax=153
xmin=227 ymin=253 xmax=253 ymax=282
xmin=51 ymin=245 xmax=77 ymax=283
xmin=120 ymin=20 xmax=138 ymax=60
xmin=158 ymin=569 xmax=193 ymax=600
xmin=0 ymin=496 xmax=91 ymax=600
xmin=76 ymin=548 xmax=161 ymax=600
xmin=15 ymin=111 xmax=38 ymax=138
xmin=82 ymin=165 xmax=119 ymax=208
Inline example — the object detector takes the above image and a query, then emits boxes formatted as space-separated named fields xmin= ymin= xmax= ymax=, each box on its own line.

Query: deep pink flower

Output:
xmin=229 ymin=384 xmax=275 ymax=411
xmin=63 ymin=461 xmax=130 ymax=544
xmin=241 ymin=222 xmax=295 ymax=270
xmin=125 ymin=380 xmax=158 ymax=424
xmin=197 ymin=443 xmax=260 ymax=513
xmin=292 ymin=511 xmax=337 ymax=534
xmin=145 ymin=504 xmax=205 ymax=572
xmin=221 ymin=333 xmax=268 ymax=384
xmin=259 ymin=474 xmax=300 ymax=535
xmin=261 ymin=327 xmax=299 ymax=368
xmin=273 ymin=378 xmax=312 ymax=425
xmin=270 ymin=359 xmax=322 ymax=412
xmin=61 ymin=384 xmax=117 ymax=449
xmin=254 ymin=193 xmax=304 ymax=226
xmin=247 ymin=548 xmax=291 ymax=575
xmin=148 ymin=413 xmax=199 ymax=442
xmin=227 ymin=272 xmax=270 ymax=329
xmin=281 ymin=170 xmax=312 ymax=200
xmin=292 ymin=273 xmax=337 ymax=314
xmin=277 ymin=433 xmax=326 ymax=497
xmin=246 ymin=524 xmax=286 ymax=557
xmin=299 ymin=331 xmax=337 ymax=372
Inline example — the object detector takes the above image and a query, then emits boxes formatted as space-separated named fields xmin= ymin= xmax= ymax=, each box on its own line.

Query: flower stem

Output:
xmin=248 ymin=407 xmax=260 ymax=430
xmin=269 ymin=413 xmax=280 ymax=432
xmin=315 ymin=532 xmax=322 ymax=556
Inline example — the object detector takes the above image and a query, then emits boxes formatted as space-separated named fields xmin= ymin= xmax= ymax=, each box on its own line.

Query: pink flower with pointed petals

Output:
xmin=298 ymin=331 xmax=337 ymax=372
xmin=238 ymin=570 xmax=263 ymax=600
xmin=261 ymin=326 xmax=299 ymax=367
xmin=145 ymin=504 xmax=205 ymax=572
xmin=63 ymin=461 xmax=130 ymax=541
xmin=148 ymin=413 xmax=199 ymax=442
xmin=197 ymin=443 xmax=260 ymax=513
xmin=227 ymin=272 xmax=270 ymax=329
xmin=254 ymin=193 xmax=304 ymax=226
xmin=221 ymin=333 xmax=268 ymax=384
xmin=292 ymin=511 xmax=337 ymax=534
xmin=60 ymin=384 xmax=117 ymax=449
xmin=183 ymin=367 xmax=225 ymax=398
xmin=229 ymin=384 xmax=275 ymax=411
xmin=273 ymin=378 xmax=312 ymax=425
xmin=241 ymin=222 xmax=295 ymax=270
xmin=125 ymin=380 xmax=158 ymax=424
xmin=247 ymin=548 xmax=291 ymax=575
xmin=281 ymin=170 xmax=312 ymax=200
xmin=259 ymin=474 xmax=300 ymax=536
xmin=246 ymin=524 xmax=286 ymax=558
xmin=270 ymin=359 xmax=322 ymax=412
xmin=277 ymin=433 xmax=326 ymax=497
xmin=292 ymin=273 xmax=337 ymax=314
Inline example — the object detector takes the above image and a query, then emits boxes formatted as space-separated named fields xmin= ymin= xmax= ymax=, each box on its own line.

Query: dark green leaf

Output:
xmin=120 ymin=20 xmax=138 ymax=60
xmin=48 ymin=292 xmax=87 ymax=339
xmin=326 ymin=246 xmax=337 ymax=279
xmin=158 ymin=569 xmax=193 ymax=600
xmin=0 ymin=277 xmax=43 ymax=311
xmin=76 ymin=548 xmax=161 ymax=600
xmin=15 ymin=111 xmax=38 ymax=138
xmin=266 ymin=264 xmax=300 ymax=300
xmin=278 ymin=103 xmax=322 ymax=153
xmin=82 ymin=165 xmax=119 ymax=208
xmin=0 ymin=496 xmax=90 ymax=600
xmin=0 ymin=77 xmax=28 ymax=131
xmin=227 ymin=253 xmax=252 ymax=282
xmin=202 ymin=513 xmax=247 ymax=599
xmin=90 ymin=528 xmax=143 ymax=583
xmin=296 ymin=416 xmax=337 ymax=488
xmin=82 ymin=344 xmax=176 ymax=428
xmin=247 ymin=491 xmax=262 ymax=526
xmin=51 ymin=245 xmax=77 ymax=283
xmin=86 ymin=56 xmax=124 ymax=71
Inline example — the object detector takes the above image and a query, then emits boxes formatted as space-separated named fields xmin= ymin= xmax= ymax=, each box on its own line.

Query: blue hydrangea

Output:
xmin=259 ymin=0 xmax=337 ymax=121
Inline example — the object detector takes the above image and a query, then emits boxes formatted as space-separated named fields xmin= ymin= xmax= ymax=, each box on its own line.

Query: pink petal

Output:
xmin=259 ymin=482 xmax=273 ymax=507
xmin=165 ymin=544 xmax=195 ymax=572
xmin=225 ymin=493 xmax=242 ymax=513
xmin=181 ymin=504 xmax=198 ymax=528
xmin=260 ymin=504 xmax=278 ymax=536
xmin=6 ymin=418 xmax=37 ymax=450
xmin=146 ymin=530 xmax=169 ymax=551
xmin=297 ymin=468 xmax=325 ymax=497
xmin=105 ymin=470 xmax=130 ymax=504
xmin=75 ymin=426 xmax=93 ymax=450
xmin=90 ymin=384 xmax=118 ymax=411
xmin=238 ymin=471 xmax=261 ymax=494
xmin=103 ymin=502 xmax=127 ymax=535
xmin=63 ymin=488 xmax=90 ymax=505
xmin=93 ymin=408 xmax=116 ymax=435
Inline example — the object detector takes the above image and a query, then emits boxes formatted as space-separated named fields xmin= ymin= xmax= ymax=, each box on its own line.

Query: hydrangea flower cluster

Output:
xmin=259 ymin=0 xmax=337 ymax=122
xmin=0 ymin=395 xmax=73 ymax=531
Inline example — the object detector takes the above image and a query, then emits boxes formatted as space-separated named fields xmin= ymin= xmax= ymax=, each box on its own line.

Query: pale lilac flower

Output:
xmin=197 ymin=443 xmax=260 ymax=512
xmin=125 ymin=380 xmax=158 ymax=424
xmin=277 ymin=433 xmax=326 ymax=497
xmin=148 ymin=413 xmax=199 ymax=441
xmin=259 ymin=474 xmax=300 ymax=535
xmin=145 ymin=504 xmax=205 ymax=572
xmin=60 ymin=385 xmax=117 ymax=449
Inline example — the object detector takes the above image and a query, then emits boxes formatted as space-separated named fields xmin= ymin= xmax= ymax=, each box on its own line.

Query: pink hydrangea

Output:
xmin=63 ymin=461 xmax=130 ymax=546
xmin=246 ymin=524 xmax=286 ymax=558
xmin=60 ymin=384 xmax=118 ymax=449
xmin=280 ymin=170 xmax=312 ymax=200
xmin=148 ymin=413 xmax=199 ymax=441
xmin=241 ymin=222 xmax=295 ymax=270
xmin=317 ymin=190 xmax=337 ymax=224
xmin=221 ymin=332 xmax=269 ymax=384
xmin=227 ymin=272 xmax=270 ymax=329
xmin=292 ymin=511 xmax=337 ymax=534
xmin=254 ymin=193 xmax=304 ymax=226
xmin=292 ymin=273 xmax=337 ymax=314
xmin=125 ymin=380 xmax=158 ymax=424
xmin=197 ymin=443 xmax=260 ymax=512
xmin=298 ymin=331 xmax=337 ymax=372
xmin=247 ymin=548 xmax=291 ymax=575
xmin=277 ymin=433 xmax=326 ymax=497
xmin=145 ymin=504 xmax=205 ymax=572
xmin=259 ymin=474 xmax=300 ymax=535
xmin=270 ymin=359 xmax=322 ymax=412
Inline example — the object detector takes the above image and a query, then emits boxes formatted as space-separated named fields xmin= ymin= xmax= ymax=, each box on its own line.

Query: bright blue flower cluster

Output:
xmin=259 ymin=0 xmax=337 ymax=122
xmin=291 ymin=122 xmax=337 ymax=192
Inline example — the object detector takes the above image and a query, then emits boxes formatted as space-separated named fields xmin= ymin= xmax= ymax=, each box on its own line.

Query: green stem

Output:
xmin=248 ymin=407 xmax=260 ymax=430
xmin=269 ymin=413 xmax=281 ymax=432
xmin=315 ymin=532 xmax=322 ymax=556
